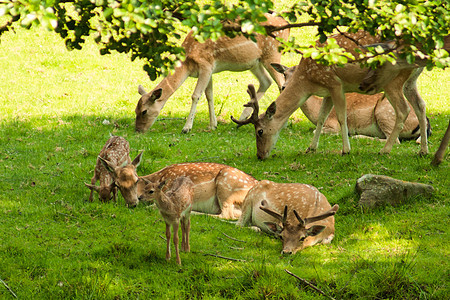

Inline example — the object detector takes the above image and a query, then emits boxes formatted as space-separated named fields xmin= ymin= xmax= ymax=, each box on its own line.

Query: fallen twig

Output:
xmin=285 ymin=269 xmax=335 ymax=300
xmin=157 ymin=117 xmax=186 ymax=121
xmin=159 ymin=234 xmax=167 ymax=241
xmin=0 ymin=277 xmax=17 ymax=299
xmin=203 ymin=253 xmax=246 ymax=262
xmin=222 ymin=232 xmax=246 ymax=243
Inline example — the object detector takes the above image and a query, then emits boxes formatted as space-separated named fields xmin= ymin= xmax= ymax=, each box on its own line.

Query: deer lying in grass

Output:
xmin=271 ymin=63 xmax=431 ymax=142
xmin=99 ymin=151 xmax=143 ymax=207
xmin=141 ymin=177 xmax=194 ymax=265
xmin=137 ymin=162 xmax=258 ymax=219
xmin=135 ymin=13 xmax=289 ymax=133
xmin=85 ymin=136 xmax=130 ymax=202
xmin=232 ymin=31 xmax=429 ymax=159
xmin=237 ymin=180 xmax=338 ymax=254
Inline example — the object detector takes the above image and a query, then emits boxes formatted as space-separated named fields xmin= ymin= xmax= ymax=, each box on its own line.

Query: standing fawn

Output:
xmin=135 ymin=13 xmax=289 ymax=133
xmin=137 ymin=162 xmax=258 ymax=219
xmin=232 ymin=31 xmax=429 ymax=159
xmin=238 ymin=180 xmax=338 ymax=254
xmin=141 ymin=177 xmax=194 ymax=265
xmin=271 ymin=63 xmax=431 ymax=142
xmin=85 ymin=136 xmax=130 ymax=202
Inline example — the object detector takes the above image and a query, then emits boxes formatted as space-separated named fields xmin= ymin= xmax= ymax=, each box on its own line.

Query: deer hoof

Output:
xmin=305 ymin=147 xmax=316 ymax=153
xmin=418 ymin=149 xmax=428 ymax=156
xmin=181 ymin=127 xmax=191 ymax=134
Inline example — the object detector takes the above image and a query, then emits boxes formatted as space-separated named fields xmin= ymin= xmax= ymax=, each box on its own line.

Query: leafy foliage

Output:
xmin=1 ymin=0 xmax=449 ymax=78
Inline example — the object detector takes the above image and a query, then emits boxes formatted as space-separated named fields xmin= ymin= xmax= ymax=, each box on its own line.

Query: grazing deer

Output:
xmin=271 ymin=63 xmax=431 ymax=142
xmin=99 ymin=151 xmax=143 ymax=207
xmin=85 ymin=136 xmax=130 ymax=202
xmin=138 ymin=162 xmax=258 ymax=219
xmin=135 ymin=13 xmax=289 ymax=133
xmin=237 ymin=180 xmax=338 ymax=254
xmin=141 ymin=177 xmax=194 ymax=265
xmin=232 ymin=31 xmax=429 ymax=159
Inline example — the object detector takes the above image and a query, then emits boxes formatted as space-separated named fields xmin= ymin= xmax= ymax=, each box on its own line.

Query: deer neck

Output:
xmin=272 ymin=83 xmax=312 ymax=130
xmin=154 ymin=63 xmax=192 ymax=106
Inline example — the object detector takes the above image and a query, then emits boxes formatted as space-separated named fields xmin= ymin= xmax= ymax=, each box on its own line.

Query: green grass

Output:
xmin=0 ymin=18 xmax=449 ymax=300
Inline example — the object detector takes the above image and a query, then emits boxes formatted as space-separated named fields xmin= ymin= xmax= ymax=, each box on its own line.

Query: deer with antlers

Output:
xmin=270 ymin=63 xmax=431 ymax=142
xmin=232 ymin=31 xmax=429 ymax=159
xmin=135 ymin=13 xmax=289 ymax=133
xmin=85 ymin=136 xmax=131 ymax=202
xmin=137 ymin=162 xmax=258 ymax=219
xmin=237 ymin=180 xmax=338 ymax=254
xmin=141 ymin=177 xmax=194 ymax=265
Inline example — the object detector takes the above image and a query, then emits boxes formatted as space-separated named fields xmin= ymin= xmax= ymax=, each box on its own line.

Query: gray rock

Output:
xmin=356 ymin=174 xmax=434 ymax=208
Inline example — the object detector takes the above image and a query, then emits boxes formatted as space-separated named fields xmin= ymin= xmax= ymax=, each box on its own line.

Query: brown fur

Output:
xmin=135 ymin=13 xmax=289 ymax=133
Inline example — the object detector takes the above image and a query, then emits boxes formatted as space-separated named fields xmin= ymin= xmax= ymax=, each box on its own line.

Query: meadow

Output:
xmin=0 ymin=9 xmax=449 ymax=300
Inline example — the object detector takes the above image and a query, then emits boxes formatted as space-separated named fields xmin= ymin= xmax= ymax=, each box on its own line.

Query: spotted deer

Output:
xmin=141 ymin=177 xmax=194 ymax=265
xmin=135 ymin=12 xmax=289 ymax=133
xmin=237 ymin=180 xmax=339 ymax=254
xmin=232 ymin=31 xmax=429 ymax=159
xmin=85 ymin=136 xmax=131 ymax=202
xmin=99 ymin=151 xmax=143 ymax=207
xmin=138 ymin=162 xmax=258 ymax=219
xmin=271 ymin=63 xmax=431 ymax=142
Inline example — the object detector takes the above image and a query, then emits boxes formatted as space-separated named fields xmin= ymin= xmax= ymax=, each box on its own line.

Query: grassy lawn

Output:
xmin=0 ymin=13 xmax=449 ymax=300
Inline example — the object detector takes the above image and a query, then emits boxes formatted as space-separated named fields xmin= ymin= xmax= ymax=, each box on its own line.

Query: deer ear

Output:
xmin=271 ymin=63 xmax=288 ymax=74
xmin=306 ymin=225 xmax=326 ymax=237
xmin=151 ymin=88 xmax=163 ymax=101
xmin=85 ymin=183 xmax=100 ymax=192
xmin=264 ymin=222 xmax=283 ymax=235
xmin=265 ymin=102 xmax=276 ymax=119
xmin=138 ymin=85 xmax=147 ymax=96
xmin=98 ymin=156 xmax=116 ymax=175
xmin=132 ymin=151 xmax=143 ymax=168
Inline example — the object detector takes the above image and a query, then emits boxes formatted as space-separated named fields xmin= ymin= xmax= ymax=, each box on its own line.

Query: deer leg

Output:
xmin=172 ymin=222 xmax=181 ymax=265
xmin=330 ymin=89 xmax=351 ymax=154
xmin=165 ymin=222 xmax=171 ymax=261
xmin=239 ymin=64 xmax=272 ymax=120
xmin=181 ymin=215 xmax=191 ymax=252
xmin=432 ymin=120 xmax=450 ymax=166
xmin=88 ymin=173 xmax=98 ymax=202
xmin=403 ymin=68 xmax=428 ymax=155
xmin=204 ymin=78 xmax=217 ymax=130
xmin=381 ymin=75 xmax=411 ymax=154
xmin=113 ymin=186 xmax=117 ymax=202
xmin=308 ymin=96 xmax=334 ymax=152
xmin=182 ymin=67 xmax=213 ymax=133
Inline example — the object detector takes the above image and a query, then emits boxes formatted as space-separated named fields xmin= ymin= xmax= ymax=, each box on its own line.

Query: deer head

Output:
xmin=231 ymin=84 xmax=278 ymax=160
xmin=135 ymin=86 xmax=163 ymax=133
xmin=271 ymin=63 xmax=297 ymax=91
xmin=99 ymin=151 xmax=143 ymax=207
xmin=260 ymin=203 xmax=339 ymax=254
xmin=84 ymin=182 xmax=115 ymax=202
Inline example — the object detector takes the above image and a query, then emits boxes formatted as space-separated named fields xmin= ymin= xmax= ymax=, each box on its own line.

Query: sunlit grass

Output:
xmin=0 ymin=11 xmax=448 ymax=300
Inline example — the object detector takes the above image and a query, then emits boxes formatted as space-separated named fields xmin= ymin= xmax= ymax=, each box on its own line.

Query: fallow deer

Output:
xmin=135 ymin=12 xmax=289 ymax=133
xmin=141 ymin=176 xmax=194 ymax=265
xmin=237 ymin=180 xmax=338 ymax=254
xmin=271 ymin=63 xmax=431 ymax=142
xmin=85 ymin=136 xmax=130 ymax=202
xmin=138 ymin=162 xmax=258 ymax=219
xmin=99 ymin=151 xmax=143 ymax=207
xmin=232 ymin=31 xmax=429 ymax=159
